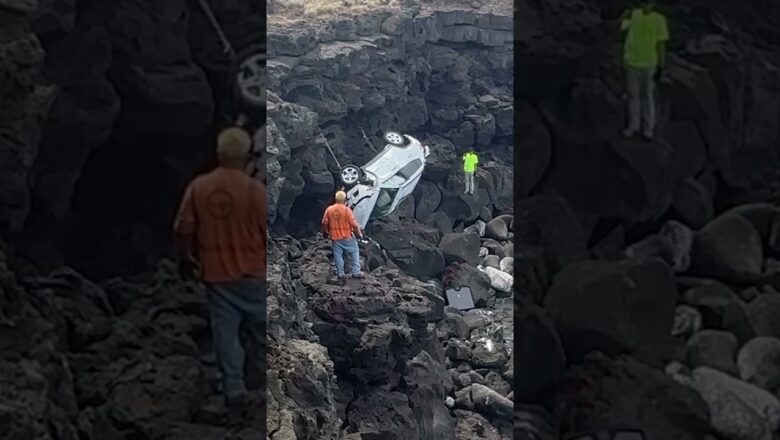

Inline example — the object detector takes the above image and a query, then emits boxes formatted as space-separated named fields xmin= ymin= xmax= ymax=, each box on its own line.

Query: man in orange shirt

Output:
xmin=173 ymin=127 xmax=266 ymax=406
xmin=322 ymin=191 xmax=365 ymax=279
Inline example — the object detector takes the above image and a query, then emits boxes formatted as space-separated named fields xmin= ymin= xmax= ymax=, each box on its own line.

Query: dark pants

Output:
xmin=206 ymin=277 xmax=265 ymax=397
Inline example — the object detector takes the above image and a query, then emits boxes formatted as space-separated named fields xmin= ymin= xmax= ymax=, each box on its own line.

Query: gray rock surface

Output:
xmin=737 ymin=337 xmax=780 ymax=394
xmin=686 ymin=330 xmax=739 ymax=376
xmin=691 ymin=212 xmax=764 ymax=283
xmin=545 ymin=259 xmax=678 ymax=362
xmin=692 ymin=366 xmax=780 ymax=440
xmin=470 ymin=383 xmax=512 ymax=420
xmin=266 ymin=4 xmax=513 ymax=235
xmin=440 ymin=232 xmax=482 ymax=265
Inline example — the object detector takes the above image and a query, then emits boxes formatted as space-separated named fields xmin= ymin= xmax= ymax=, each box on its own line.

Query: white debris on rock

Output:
xmin=672 ymin=305 xmax=702 ymax=338
xmin=499 ymin=256 xmax=512 ymax=275
xmin=445 ymin=396 xmax=455 ymax=408
xmin=479 ymin=265 xmax=513 ymax=292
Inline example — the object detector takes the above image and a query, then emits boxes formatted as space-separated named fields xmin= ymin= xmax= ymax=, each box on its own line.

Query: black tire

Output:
xmin=340 ymin=164 xmax=363 ymax=186
xmin=384 ymin=131 xmax=405 ymax=146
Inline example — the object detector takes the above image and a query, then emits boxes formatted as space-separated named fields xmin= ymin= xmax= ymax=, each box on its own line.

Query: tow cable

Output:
xmin=318 ymin=133 xmax=342 ymax=169
xmin=196 ymin=0 xmax=236 ymax=59
xmin=358 ymin=124 xmax=377 ymax=153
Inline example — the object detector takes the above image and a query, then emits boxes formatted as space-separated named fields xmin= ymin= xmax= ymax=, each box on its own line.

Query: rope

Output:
xmin=319 ymin=133 xmax=341 ymax=169
xmin=196 ymin=0 xmax=236 ymax=58
xmin=357 ymin=124 xmax=377 ymax=153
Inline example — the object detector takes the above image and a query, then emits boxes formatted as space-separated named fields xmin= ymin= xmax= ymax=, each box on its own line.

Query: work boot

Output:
xmin=352 ymin=273 xmax=365 ymax=279
xmin=337 ymin=274 xmax=348 ymax=280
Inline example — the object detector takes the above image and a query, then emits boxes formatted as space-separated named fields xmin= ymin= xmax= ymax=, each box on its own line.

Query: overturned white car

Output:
xmin=341 ymin=131 xmax=430 ymax=229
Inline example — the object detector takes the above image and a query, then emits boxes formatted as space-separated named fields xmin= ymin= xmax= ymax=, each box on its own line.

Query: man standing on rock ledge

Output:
xmin=620 ymin=1 xmax=669 ymax=141
xmin=463 ymin=148 xmax=479 ymax=195
xmin=322 ymin=191 xmax=365 ymax=279
xmin=173 ymin=127 xmax=266 ymax=407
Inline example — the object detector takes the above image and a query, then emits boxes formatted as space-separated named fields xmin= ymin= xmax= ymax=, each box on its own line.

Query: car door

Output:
xmin=348 ymin=185 xmax=380 ymax=229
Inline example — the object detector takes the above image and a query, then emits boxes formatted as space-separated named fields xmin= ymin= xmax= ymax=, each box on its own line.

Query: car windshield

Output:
xmin=397 ymin=158 xmax=422 ymax=179
xmin=370 ymin=188 xmax=398 ymax=219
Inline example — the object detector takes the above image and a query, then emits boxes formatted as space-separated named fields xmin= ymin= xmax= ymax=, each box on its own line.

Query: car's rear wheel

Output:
xmin=340 ymin=164 xmax=363 ymax=185
xmin=232 ymin=46 xmax=265 ymax=110
xmin=384 ymin=131 xmax=405 ymax=146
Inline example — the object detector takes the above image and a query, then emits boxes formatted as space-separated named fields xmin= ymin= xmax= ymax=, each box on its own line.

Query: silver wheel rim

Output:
xmin=342 ymin=167 xmax=359 ymax=184
xmin=236 ymin=54 xmax=265 ymax=104
xmin=386 ymin=132 xmax=403 ymax=145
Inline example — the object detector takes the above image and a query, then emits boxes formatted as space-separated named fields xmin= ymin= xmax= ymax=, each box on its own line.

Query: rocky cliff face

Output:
xmin=266 ymin=4 xmax=513 ymax=230
xmin=0 ymin=0 xmax=272 ymax=438
xmin=518 ymin=0 xmax=780 ymax=219
xmin=517 ymin=0 xmax=780 ymax=438
xmin=266 ymin=2 xmax=516 ymax=439
xmin=266 ymin=234 xmax=516 ymax=439
xmin=0 ymin=2 xmax=57 ymax=236
xmin=0 ymin=245 xmax=267 ymax=439
xmin=1 ymin=0 xmax=263 ymax=277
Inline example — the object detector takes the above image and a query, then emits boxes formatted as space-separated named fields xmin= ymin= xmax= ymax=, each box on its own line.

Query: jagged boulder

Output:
xmin=267 ymin=339 xmax=341 ymax=439
xmin=686 ymin=330 xmax=739 ymax=376
xmin=625 ymin=220 xmax=693 ymax=273
xmin=691 ymin=212 xmax=764 ymax=283
xmin=485 ymin=215 xmax=511 ymax=240
xmin=542 ymin=120 xmax=678 ymax=223
xmin=514 ymin=296 xmax=565 ymax=403
xmin=368 ymin=220 xmax=446 ymax=279
xmin=0 ymin=11 xmax=56 ymax=232
xmin=344 ymin=391 xmax=420 ymax=438
xmin=557 ymin=354 xmax=711 ymax=439
xmin=745 ymin=292 xmax=780 ymax=339
xmin=439 ymin=232 xmax=481 ymax=265
xmin=545 ymin=260 xmax=678 ymax=362
xmin=692 ymin=367 xmax=780 ymax=440
xmin=737 ymin=337 xmax=780 ymax=394
xmin=681 ymin=280 xmax=754 ymax=343
xmin=515 ymin=195 xmax=590 ymax=273
xmin=404 ymin=351 xmax=456 ymax=440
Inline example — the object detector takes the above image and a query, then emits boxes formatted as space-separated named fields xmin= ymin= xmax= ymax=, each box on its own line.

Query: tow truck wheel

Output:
xmin=384 ymin=131 xmax=405 ymax=146
xmin=340 ymin=164 xmax=363 ymax=185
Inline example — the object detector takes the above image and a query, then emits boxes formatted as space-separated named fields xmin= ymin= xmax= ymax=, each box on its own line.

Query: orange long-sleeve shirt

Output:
xmin=173 ymin=167 xmax=266 ymax=283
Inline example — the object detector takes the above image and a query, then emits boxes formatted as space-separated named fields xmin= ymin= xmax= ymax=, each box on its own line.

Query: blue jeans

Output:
xmin=626 ymin=66 xmax=656 ymax=135
xmin=333 ymin=237 xmax=361 ymax=276
xmin=464 ymin=171 xmax=475 ymax=193
xmin=206 ymin=277 xmax=265 ymax=397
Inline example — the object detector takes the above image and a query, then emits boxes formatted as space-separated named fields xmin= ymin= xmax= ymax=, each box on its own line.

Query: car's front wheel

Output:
xmin=340 ymin=164 xmax=363 ymax=185
xmin=384 ymin=131 xmax=405 ymax=146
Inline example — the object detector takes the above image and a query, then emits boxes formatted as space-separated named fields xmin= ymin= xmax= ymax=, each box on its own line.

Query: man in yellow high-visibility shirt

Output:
xmin=620 ymin=1 xmax=669 ymax=141
xmin=462 ymin=148 xmax=479 ymax=195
